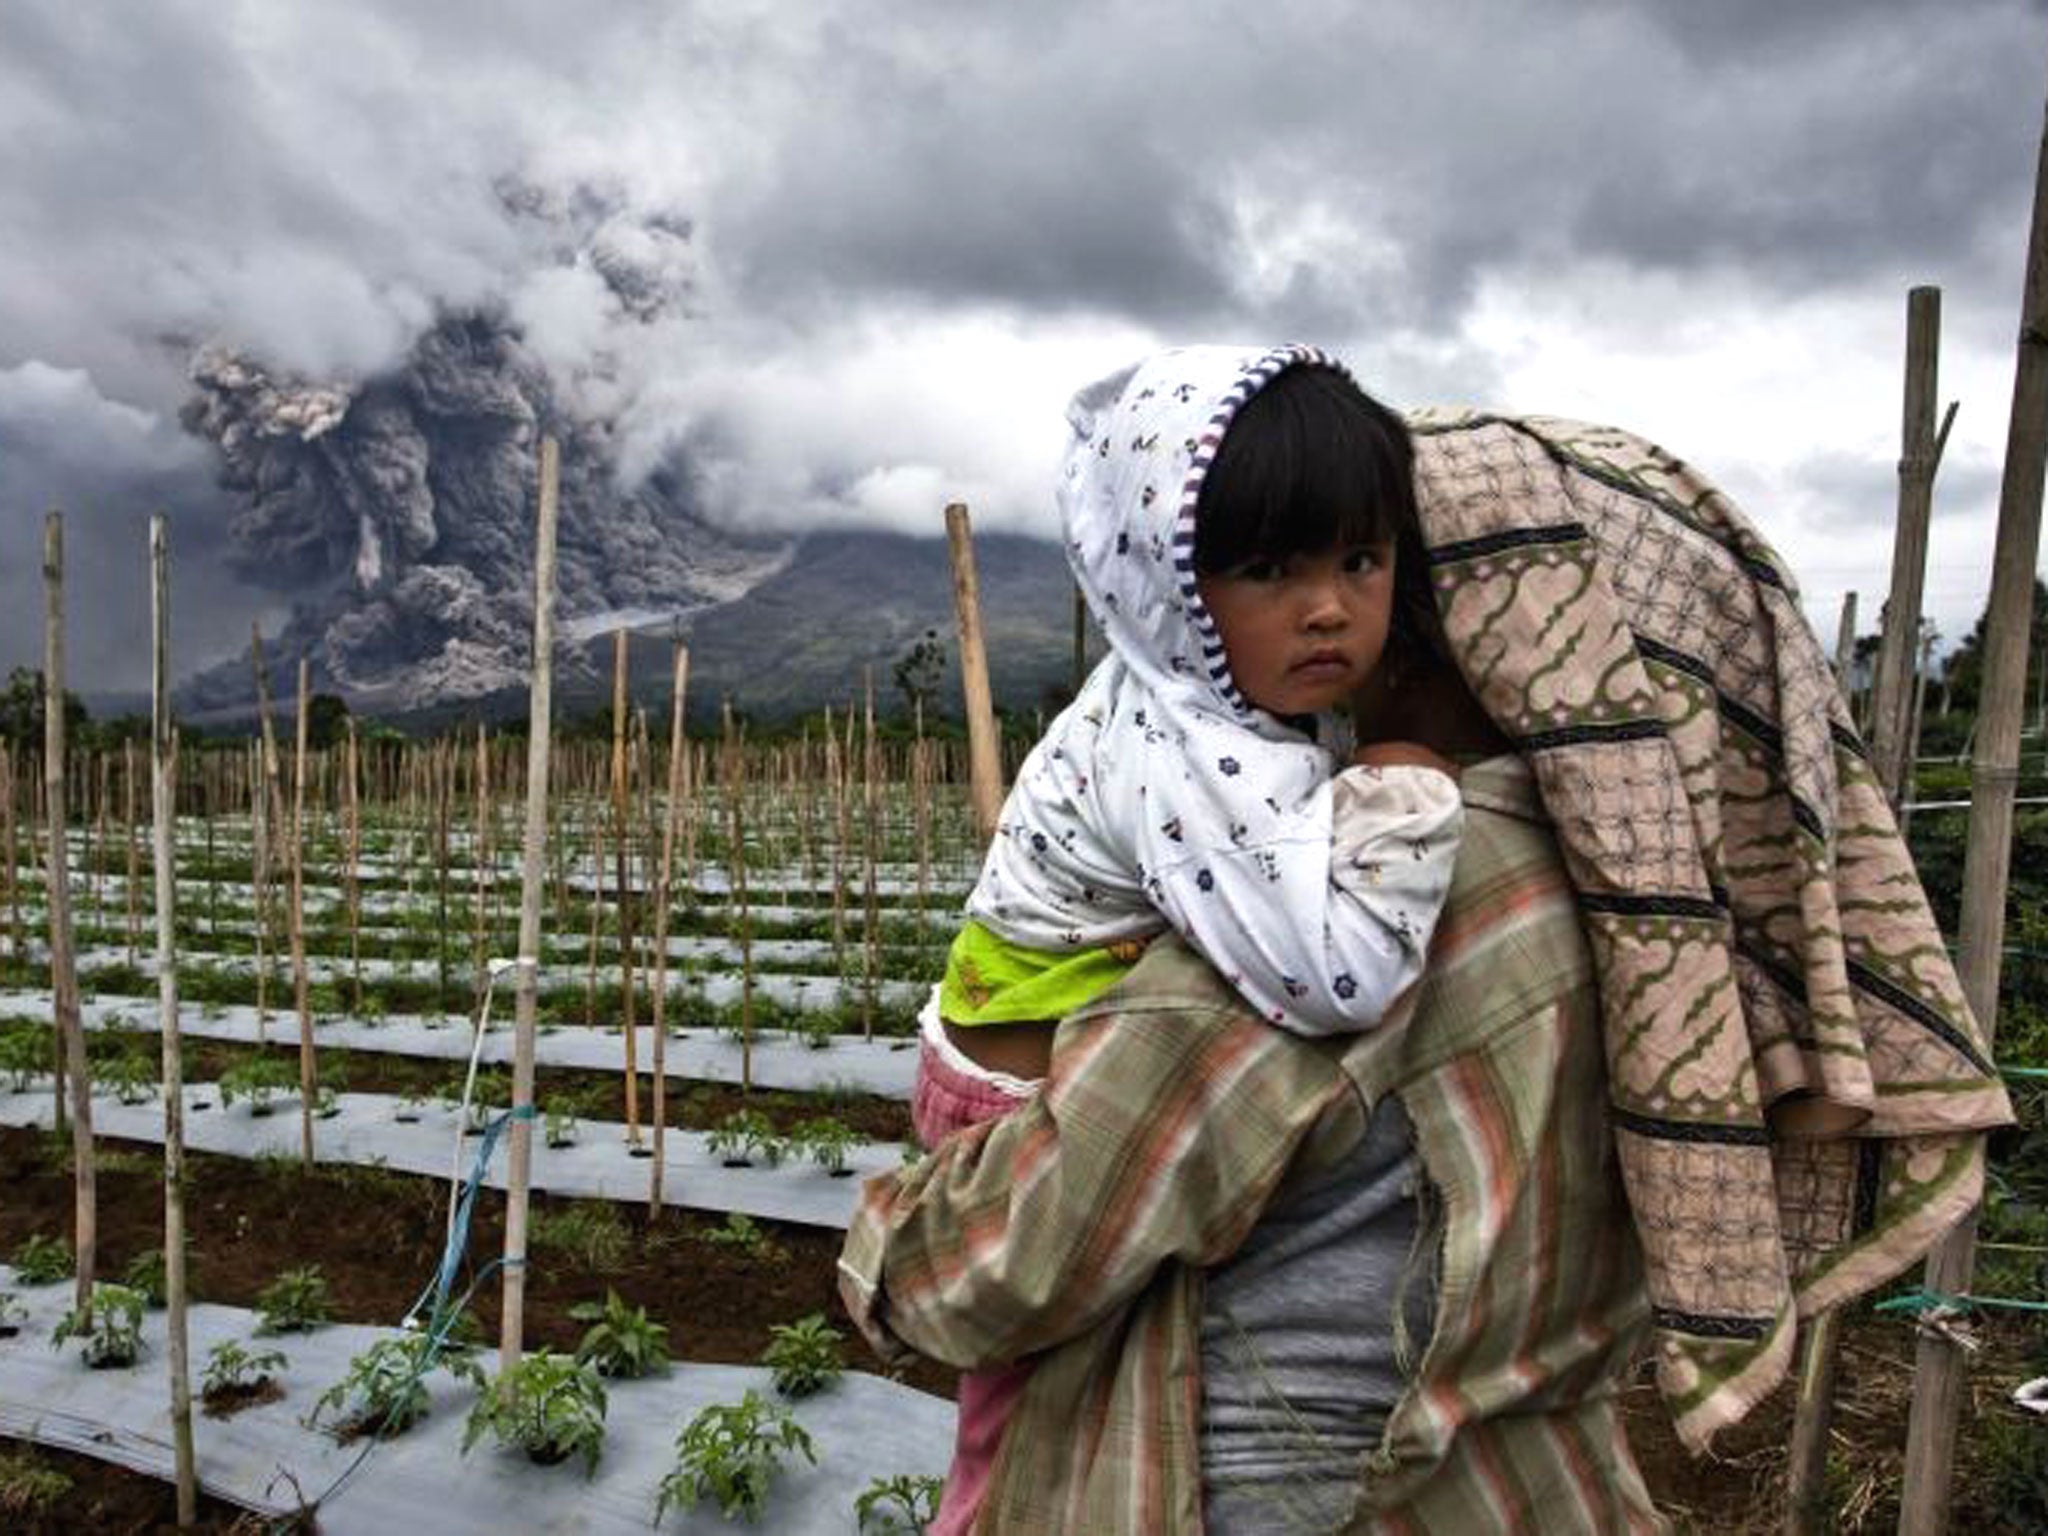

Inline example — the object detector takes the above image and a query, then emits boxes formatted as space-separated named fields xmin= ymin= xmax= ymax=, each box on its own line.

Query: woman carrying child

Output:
xmin=910 ymin=345 xmax=1463 ymax=1535
xmin=843 ymin=345 xmax=2010 ymax=1533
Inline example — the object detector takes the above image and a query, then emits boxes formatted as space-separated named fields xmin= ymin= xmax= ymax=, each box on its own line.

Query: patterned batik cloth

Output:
xmin=1409 ymin=410 xmax=2014 ymax=1449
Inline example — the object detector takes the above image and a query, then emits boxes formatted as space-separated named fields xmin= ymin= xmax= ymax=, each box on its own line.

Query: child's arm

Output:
xmin=1136 ymin=756 xmax=1462 ymax=1036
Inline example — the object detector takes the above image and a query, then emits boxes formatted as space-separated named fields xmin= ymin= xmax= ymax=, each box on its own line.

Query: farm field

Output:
xmin=0 ymin=733 xmax=2041 ymax=1532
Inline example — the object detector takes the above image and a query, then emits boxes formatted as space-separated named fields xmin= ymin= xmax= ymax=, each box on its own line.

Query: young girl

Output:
xmin=909 ymin=343 xmax=1462 ymax=1536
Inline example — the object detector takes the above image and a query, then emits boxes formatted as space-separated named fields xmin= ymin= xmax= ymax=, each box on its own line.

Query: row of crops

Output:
xmin=0 ymin=734 xmax=987 ymax=1530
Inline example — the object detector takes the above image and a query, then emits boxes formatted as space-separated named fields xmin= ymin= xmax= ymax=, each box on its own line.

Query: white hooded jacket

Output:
xmin=965 ymin=344 xmax=1462 ymax=1034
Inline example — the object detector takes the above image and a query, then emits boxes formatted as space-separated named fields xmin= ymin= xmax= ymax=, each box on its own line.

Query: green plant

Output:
xmin=707 ymin=1109 xmax=787 ymax=1167
xmin=462 ymin=1351 xmax=608 ymax=1474
xmin=698 ymin=1212 xmax=783 ymax=1260
xmin=10 ymin=1232 xmax=72 ymax=1285
xmin=255 ymin=1265 xmax=332 ymax=1334
xmin=200 ymin=1339 xmax=288 ymax=1399
xmin=656 ymin=1389 xmax=817 ymax=1524
xmin=762 ymin=1311 xmax=844 ymax=1397
xmin=120 ymin=1248 xmax=167 ymax=1308
xmin=96 ymin=1042 xmax=156 ymax=1104
xmin=855 ymin=1472 xmax=944 ymax=1534
xmin=1983 ymin=1408 xmax=2048 ymax=1531
xmin=793 ymin=1114 xmax=860 ymax=1176
xmin=52 ymin=1282 xmax=146 ymax=1367
xmin=570 ymin=1288 xmax=671 ymax=1379
xmin=0 ymin=1446 xmax=72 ymax=1519
xmin=219 ymin=1054 xmax=297 ymax=1115
xmin=0 ymin=1023 xmax=49 ymax=1091
xmin=314 ymin=1330 xmax=483 ymax=1438
xmin=544 ymin=1103 xmax=579 ymax=1148
xmin=529 ymin=1202 xmax=631 ymax=1274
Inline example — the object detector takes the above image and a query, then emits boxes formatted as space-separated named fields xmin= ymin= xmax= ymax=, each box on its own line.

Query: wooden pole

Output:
xmin=249 ymin=627 xmax=287 ymax=1032
xmin=149 ymin=515 xmax=197 ymax=1525
xmin=290 ymin=658 xmax=315 ymax=1166
xmin=472 ymin=722 xmax=489 ymax=1019
xmin=344 ymin=717 xmax=362 ymax=1013
xmin=123 ymin=739 xmax=139 ymax=965
xmin=826 ymin=704 xmax=847 ymax=978
xmin=862 ymin=667 xmax=879 ymax=1041
xmin=723 ymin=702 xmax=753 ymax=1093
xmin=3 ymin=747 xmax=18 ymax=965
xmin=44 ymin=511 xmax=94 ymax=1313
xmin=1834 ymin=591 xmax=1859 ymax=704
xmin=945 ymin=503 xmax=1004 ymax=841
xmin=649 ymin=640 xmax=688 ymax=1217
xmin=611 ymin=629 xmax=641 ymax=1146
xmin=434 ymin=743 xmax=452 ymax=1008
xmin=1786 ymin=290 xmax=1946 ymax=1534
xmin=1868 ymin=288 xmax=1946 ymax=804
xmin=502 ymin=434 xmax=559 ymax=1369
xmin=1898 ymin=71 xmax=2048 ymax=1536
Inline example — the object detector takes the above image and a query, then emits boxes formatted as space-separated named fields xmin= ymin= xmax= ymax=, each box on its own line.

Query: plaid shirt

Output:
xmin=840 ymin=759 xmax=1668 ymax=1533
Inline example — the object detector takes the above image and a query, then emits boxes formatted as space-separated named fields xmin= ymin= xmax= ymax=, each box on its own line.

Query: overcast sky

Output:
xmin=1 ymin=0 xmax=2044 ymax=693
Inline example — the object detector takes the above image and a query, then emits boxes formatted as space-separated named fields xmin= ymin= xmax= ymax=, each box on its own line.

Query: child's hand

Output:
xmin=1352 ymin=740 xmax=1460 ymax=780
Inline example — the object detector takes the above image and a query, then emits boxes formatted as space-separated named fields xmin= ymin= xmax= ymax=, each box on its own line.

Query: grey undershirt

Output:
xmin=1199 ymin=1094 xmax=1436 ymax=1535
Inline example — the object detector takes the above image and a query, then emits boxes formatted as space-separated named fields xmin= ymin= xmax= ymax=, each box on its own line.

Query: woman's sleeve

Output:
xmin=1140 ymin=763 xmax=1463 ymax=1037
xmin=836 ymin=965 xmax=1363 ymax=1372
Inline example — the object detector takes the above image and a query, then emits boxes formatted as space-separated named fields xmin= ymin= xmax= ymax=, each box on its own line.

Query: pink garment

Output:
xmin=910 ymin=1033 xmax=1039 ymax=1536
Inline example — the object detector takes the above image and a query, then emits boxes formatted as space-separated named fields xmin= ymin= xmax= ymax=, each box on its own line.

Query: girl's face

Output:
xmin=1196 ymin=539 xmax=1396 ymax=717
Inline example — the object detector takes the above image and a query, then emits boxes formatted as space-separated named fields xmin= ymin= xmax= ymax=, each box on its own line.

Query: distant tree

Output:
xmin=892 ymin=629 xmax=947 ymax=717
xmin=304 ymin=693 xmax=351 ymax=751
xmin=0 ymin=666 xmax=87 ymax=748
xmin=1939 ymin=579 xmax=2048 ymax=717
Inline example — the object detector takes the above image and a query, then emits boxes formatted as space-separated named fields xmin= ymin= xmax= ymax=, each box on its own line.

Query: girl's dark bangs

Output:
xmin=1194 ymin=366 xmax=1414 ymax=573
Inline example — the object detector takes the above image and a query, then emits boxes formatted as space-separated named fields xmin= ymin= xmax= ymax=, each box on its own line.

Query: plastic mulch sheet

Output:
xmin=0 ymin=1266 xmax=954 ymax=1534
xmin=9 ymin=989 xmax=922 ymax=1100
xmin=0 ymin=1083 xmax=905 ymax=1230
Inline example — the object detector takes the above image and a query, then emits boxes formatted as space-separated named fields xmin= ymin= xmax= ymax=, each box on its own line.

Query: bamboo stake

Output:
xmin=1898 ymin=73 xmax=2048 ymax=1536
xmin=913 ymin=696 xmax=930 ymax=929
xmin=149 ymin=515 xmax=197 ymax=1525
xmin=250 ymin=628 xmax=287 ymax=1031
xmin=586 ymin=814 xmax=603 ymax=1031
xmin=649 ymin=641 xmax=689 ymax=1216
xmin=863 ymin=667 xmax=879 ymax=1041
xmin=1787 ymin=288 xmax=1948 ymax=1535
xmin=945 ymin=503 xmax=1004 ymax=841
xmin=123 ymin=739 xmax=139 ymax=964
xmin=1834 ymin=591 xmax=1859 ymax=706
xmin=93 ymin=752 xmax=107 ymax=933
xmin=44 ymin=511 xmax=94 ymax=1313
xmin=1868 ymin=288 xmax=1948 ymax=804
xmin=826 ymin=705 xmax=847 ymax=977
xmin=4 ymin=746 xmax=19 ymax=964
xmin=502 ymin=433 xmax=560 ymax=1368
xmin=345 ymin=717 xmax=362 ymax=1014
xmin=472 ymin=722 xmax=489 ymax=1020
xmin=724 ymin=702 xmax=753 ymax=1093
xmin=611 ymin=629 xmax=641 ymax=1147
xmin=290 ymin=658 xmax=315 ymax=1166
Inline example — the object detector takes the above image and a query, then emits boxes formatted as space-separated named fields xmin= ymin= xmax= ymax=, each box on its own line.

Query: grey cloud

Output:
xmin=0 ymin=364 xmax=279 ymax=695
xmin=0 ymin=0 xmax=2039 ymax=694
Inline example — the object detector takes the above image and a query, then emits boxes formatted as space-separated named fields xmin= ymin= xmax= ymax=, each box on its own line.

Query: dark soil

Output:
xmin=3 ymin=1123 xmax=2039 ymax=1533
xmin=0 ymin=1437 xmax=305 ymax=1534
xmin=0 ymin=1125 xmax=942 ymax=1390
xmin=200 ymin=1378 xmax=285 ymax=1420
